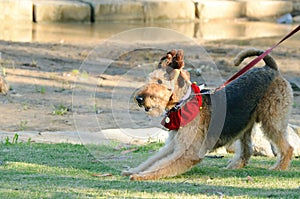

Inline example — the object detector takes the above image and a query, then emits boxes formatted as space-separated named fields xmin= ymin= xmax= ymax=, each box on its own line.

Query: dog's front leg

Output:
xmin=129 ymin=141 xmax=202 ymax=180
xmin=121 ymin=131 xmax=176 ymax=176
xmin=130 ymin=128 xmax=205 ymax=180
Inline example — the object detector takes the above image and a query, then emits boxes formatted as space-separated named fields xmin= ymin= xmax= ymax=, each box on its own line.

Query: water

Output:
xmin=0 ymin=20 xmax=299 ymax=46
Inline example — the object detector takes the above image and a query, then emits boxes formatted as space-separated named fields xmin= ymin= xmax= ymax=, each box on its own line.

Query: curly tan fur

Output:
xmin=124 ymin=48 xmax=293 ymax=180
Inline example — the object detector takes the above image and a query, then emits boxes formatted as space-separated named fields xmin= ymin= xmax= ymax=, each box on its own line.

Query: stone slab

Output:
xmin=33 ymin=0 xmax=91 ymax=22
xmin=294 ymin=2 xmax=300 ymax=10
xmin=83 ymin=0 xmax=194 ymax=22
xmin=196 ymin=0 xmax=245 ymax=20
xmin=245 ymin=0 xmax=293 ymax=19
xmin=1 ymin=0 xmax=299 ymax=23
xmin=0 ymin=0 xmax=32 ymax=21
xmin=293 ymin=2 xmax=300 ymax=15
xmin=84 ymin=0 xmax=144 ymax=22
xmin=142 ymin=0 xmax=195 ymax=22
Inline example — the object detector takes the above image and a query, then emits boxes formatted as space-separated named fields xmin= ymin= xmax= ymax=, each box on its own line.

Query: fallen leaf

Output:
xmin=121 ymin=148 xmax=138 ymax=155
xmin=113 ymin=143 xmax=131 ymax=151
xmin=246 ymin=175 xmax=254 ymax=182
xmin=92 ymin=173 xmax=113 ymax=177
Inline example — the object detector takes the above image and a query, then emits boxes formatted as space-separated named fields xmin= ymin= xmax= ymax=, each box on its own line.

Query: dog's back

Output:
xmin=211 ymin=49 xmax=280 ymax=147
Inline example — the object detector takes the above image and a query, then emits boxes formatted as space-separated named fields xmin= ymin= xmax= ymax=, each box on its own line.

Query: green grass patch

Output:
xmin=0 ymin=142 xmax=299 ymax=198
xmin=52 ymin=104 xmax=70 ymax=116
xmin=35 ymin=86 xmax=46 ymax=94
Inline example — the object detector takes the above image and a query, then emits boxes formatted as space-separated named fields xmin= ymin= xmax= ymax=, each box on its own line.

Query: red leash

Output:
xmin=217 ymin=25 xmax=300 ymax=90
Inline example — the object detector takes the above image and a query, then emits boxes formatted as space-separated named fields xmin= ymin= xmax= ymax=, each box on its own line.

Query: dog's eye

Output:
xmin=157 ymin=79 xmax=163 ymax=84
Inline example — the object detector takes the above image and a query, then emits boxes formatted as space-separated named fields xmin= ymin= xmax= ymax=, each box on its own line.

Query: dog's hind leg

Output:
xmin=227 ymin=124 xmax=253 ymax=169
xmin=265 ymin=129 xmax=293 ymax=170
xmin=260 ymin=120 xmax=293 ymax=170
xmin=257 ymin=77 xmax=293 ymax=170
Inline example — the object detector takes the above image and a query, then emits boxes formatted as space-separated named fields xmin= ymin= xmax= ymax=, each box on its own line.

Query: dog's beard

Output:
xmin=144 ymin=105 xmax=165 ymax=117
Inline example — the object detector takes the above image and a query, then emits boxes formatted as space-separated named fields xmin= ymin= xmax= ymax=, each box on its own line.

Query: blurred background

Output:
xmin=0 ymin=0 xmax=299 ymax=44
xmin=0 ymin=0 xmax=299 ymax=147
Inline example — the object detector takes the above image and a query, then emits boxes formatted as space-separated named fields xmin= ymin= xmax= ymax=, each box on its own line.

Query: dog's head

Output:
xmin=135 ymin=49 xmax=190 ymax=117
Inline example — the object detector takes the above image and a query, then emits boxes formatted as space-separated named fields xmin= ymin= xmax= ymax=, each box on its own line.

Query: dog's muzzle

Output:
xmin=135 ymin=95 xmax=145 ymax=107
xmin=135 ymin=95 xmax=151 ymax=112
xmin=135 ymin=95 xmax=144 ymax=107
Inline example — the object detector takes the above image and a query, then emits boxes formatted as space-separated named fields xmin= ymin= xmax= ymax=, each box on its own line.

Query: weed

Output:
xmin=0 ymin=65 xmax=6 ymax=76
xmin=27 ymin=138 xmax=32 ymax=145
xmin=31 ymin=59 xmax=38 ymax=67
xmin=12 ymin=133 xmax=19 ymax=144
xmin=4 ymin=133 xmax=19 ymax=145
xmin=4 ymin=137 xmax=10 ymax=145
xmin=19 ymin=120 xmax=28 ymax=131
xmin=52 ymin=104 xmax=69 ymax=115
xmin=0 ymin=58 xmax=15 ymax=69
xmin=62 ymin=80 xmax=71 ymax=90
xmin=80 ymin=70 xmax=89 ymax=79
xmin=71 ymin=69 xmax=80 ymax=76
xmin=239 ymin=40 xmax=250 ymax=46
xmin=22 ymin=102 xmax=29 ymax=110
xmin=35 ymin=86 xmax=46 ymax=94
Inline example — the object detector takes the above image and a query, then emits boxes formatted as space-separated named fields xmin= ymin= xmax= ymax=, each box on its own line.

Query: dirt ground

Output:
xmin=0 ymin=36 xmax=299 ymax=142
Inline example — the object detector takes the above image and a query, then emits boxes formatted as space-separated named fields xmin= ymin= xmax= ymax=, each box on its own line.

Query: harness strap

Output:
xmin=217 ymin=25 xmax=300 ymax=90
xmin=161 ymin=83 xmax=202 ymax=130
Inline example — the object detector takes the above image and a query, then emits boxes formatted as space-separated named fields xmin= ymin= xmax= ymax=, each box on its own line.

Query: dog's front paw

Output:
xmin=121 ymin=170 xmax=134 ymax=176
xmin=130 ymin=174 xmax=144 ymax=181
xmin=130 ymin=173 xmax=158 ymax=181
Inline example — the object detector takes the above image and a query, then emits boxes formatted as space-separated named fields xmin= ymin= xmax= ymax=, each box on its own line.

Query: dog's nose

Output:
xmin=135 ymin=95 xmax=144 ymax=106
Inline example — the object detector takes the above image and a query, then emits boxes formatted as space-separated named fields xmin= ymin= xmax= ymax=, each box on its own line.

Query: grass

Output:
xmin=52 ymin=104 xmax=69 ymax=116
xmin=19 ymin=121 xmax=28 ymax=131
xmin=0 ymin=141 xmax=299 ymax=199
xmin=35 ymin=85 xmax=46 ymax=94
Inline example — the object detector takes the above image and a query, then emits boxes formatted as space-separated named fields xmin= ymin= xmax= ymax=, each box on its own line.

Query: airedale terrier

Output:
xmin=122 ymin=48 xmax=293 ymax=180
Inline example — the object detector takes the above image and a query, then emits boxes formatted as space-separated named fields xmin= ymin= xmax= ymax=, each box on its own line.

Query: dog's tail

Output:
xmin=233 ymin=48 xmax=278 ymax=70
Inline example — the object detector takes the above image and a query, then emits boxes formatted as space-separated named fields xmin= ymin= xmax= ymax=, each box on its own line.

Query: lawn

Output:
xmin=0 ymin=140 xmax=299 ymax=199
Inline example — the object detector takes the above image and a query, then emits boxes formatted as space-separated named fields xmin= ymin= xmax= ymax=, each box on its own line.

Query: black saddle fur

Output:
xmin=202 ymin=66 xmax=278 ymax=149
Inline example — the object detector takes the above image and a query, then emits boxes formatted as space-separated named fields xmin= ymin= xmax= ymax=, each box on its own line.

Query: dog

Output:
xmin=122 ymin=48 xmax=293 ymax=180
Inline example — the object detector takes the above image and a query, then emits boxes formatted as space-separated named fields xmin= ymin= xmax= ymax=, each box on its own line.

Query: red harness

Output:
xmin=161 ymin=83 xmax=202 ymax=130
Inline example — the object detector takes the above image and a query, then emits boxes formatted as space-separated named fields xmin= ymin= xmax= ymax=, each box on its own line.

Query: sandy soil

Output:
xmin=0 ymin=37 xmax=299 ymax=143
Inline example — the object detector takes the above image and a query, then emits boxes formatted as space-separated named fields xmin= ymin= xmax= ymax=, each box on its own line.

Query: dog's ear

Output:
xmin=169 ymin=68 xmax=180 ymax=80
xmin=165 ymin=69 xmax=180 ymax=91
xmin=169 ymin=49 xmax=177 ymax=57
xmin=158 ymin=49 xmax=176 ymax=69
xmin=178 ymin=70 xmax=190 ymax=88
xmin=161 ymin=49 xmax=184 ymax=70
xmin=158 ymin=49 xmax=185 ymax=69
xmin=172 ymin=49 xmax=184 ymax=69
